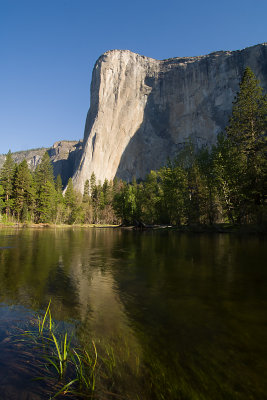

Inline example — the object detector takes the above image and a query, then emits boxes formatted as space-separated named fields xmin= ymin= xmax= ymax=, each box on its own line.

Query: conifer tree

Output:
xmin=54 ymin=174 xmax=65 ymax=224
xmin=82 ymin=179 xmax=90 ymax=203
xmin=55 ymin=174 xmax=62 ymax=193
xmin=35 ymin=152 xmax=56 ymax=223
xmin=213 ymin=134 xmax=246 ymax=223
xmin=0 ymin=150 xmax=16 ymax=217
xmin=0 ymin=185 xmax=5 ymax=216
xmin=226 ymin=67 xmax=267 ymax=222
xmin=13 ymin=160 xmax=35 ymax=221
xmin=90 ymin=172 xmax=96 ymax=195
xmin=90 ymin=173 xmax=99 ymax=223
xmin=81 ymin=179 xmax=92 ymax=223
xmin=65 ymin=178 xmax=76 ymax=209
xmin=35 ymin=152 xmax=54 ymax=187
xmin=226 ymin=67 xmax=266 ymax=154
xmin=197 ymin=148 xmax=219 ymax=224
xmin=64 ymin=178 xmax=82 ymax=224
xmin=38 ymin=181 xmax=57 ymax=223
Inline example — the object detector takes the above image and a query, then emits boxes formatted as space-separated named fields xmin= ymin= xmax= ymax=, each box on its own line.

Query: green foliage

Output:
xmin=0 ymin=150 xmax=16 ymax=216
xmin=35 ymin=151 xmax=54 ymax=187
xmin=55 ymin=174 xmax=62 ymax=193
xmin=225 ymin=67 xmax=267 ymax=223
xmin=64 ymin=178 xmax=83 ymax=224
xmin=38 ymin=181 xmax=57 ymax=223
xmin=13 ymin=160 xmax=35 ymax=221
xmin=226 ymin=67 xmax=266 ymax=153
xmin=82 ymin=179 xmax=90 ymax=203
xmin=64 ymin=178 xmax=76 ymax=209
xmin=112 ymin=181 xmax=140 ymax=224
xmin=139 ymin=171 xmax=163 ymax=224
xmin=160 ymin=164 xmax=188 ymax=225
xmin=34 ymin=152 xmax=57 ymax=223
xmin=0 ymin=184 xmax=5 ymax=215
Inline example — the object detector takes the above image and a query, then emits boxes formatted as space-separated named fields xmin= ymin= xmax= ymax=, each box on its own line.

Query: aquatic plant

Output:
xmin=17 ymin=302 xmax=104 ymax=399
xmin=37 ymin=299 xmax=52 ymax=335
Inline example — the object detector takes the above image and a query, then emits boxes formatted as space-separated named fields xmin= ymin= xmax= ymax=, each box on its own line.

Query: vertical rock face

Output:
xmin=72 ymin=43 xmax=267 ymax=192
xmin=47 ymin=140 xmax=83 ymax=187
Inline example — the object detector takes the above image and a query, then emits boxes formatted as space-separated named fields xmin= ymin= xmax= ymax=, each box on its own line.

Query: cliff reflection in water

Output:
xmin=0 ymin=228 xmax=135 ymax=339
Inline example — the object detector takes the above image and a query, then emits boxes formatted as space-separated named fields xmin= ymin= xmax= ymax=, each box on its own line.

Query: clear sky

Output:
xmin=0 ymin=0 xmax=266 ymax=154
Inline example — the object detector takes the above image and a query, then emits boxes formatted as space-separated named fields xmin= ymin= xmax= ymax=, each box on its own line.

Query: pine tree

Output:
xmin=55 ymin=174 xmax=62 ymax=193
xmin=35 ymin=152 xmax=54 ymax=187
xmin=65 ymin=178 xmax=76 ymax=209
xmin=38 ymin=181 xmax=57 ymax=223
xmin=226 ymin=67 xmax=266 ymax=154
xmin=102 ymin=179 xmax=113 ymax=206
xmin=213 ymin=133 xmax=246 ymax=223
xmin=64 ymin=178 xmax=82 ymax=224
xmin=54 ymin=175 xmax=65 ymax=224
xmin=226 ymin=67 xmax=267 ymax=222
xmin=0 ymin=185 xmax=5 ymax=217
xmin=90 ymin=173 xmax=99 ymax=223
xmin=0 ymin=150 xmax=16 ymax=217
xmin=82 ymin=179 xmax=90 ymax=203
xmin=35 ymin=152 xmax=56 ymax=223
xmin=197 ymin=147 xmax=220 ymax=225
xmin=13 ymin=160 xmax=35 ymax=222
xmin=81 ymin=179 xmax=92 ymax=223
xmin=90 ymin=172 xmax=96 ymax=195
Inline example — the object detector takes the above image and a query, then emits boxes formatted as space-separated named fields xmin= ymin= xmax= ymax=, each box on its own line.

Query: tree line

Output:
xmin=0 ymin=67 xmax=266 ymax=226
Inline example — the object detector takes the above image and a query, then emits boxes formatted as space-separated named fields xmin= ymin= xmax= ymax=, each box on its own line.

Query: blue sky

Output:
xmin=0 ymin=0 xmax=266 ymax=154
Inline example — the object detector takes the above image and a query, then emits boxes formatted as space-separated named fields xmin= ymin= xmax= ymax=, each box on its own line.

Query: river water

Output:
xmin=0 ymin=228 xmax=266 ymax=399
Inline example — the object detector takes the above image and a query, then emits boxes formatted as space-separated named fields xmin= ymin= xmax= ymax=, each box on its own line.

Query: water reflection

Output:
xmin=0 ymin=228 xmax=267 ymax=399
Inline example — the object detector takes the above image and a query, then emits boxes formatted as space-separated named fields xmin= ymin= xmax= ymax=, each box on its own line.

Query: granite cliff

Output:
xmin=72 ymin=43 xmax=267 ymax=192
xmin=47 ymin=141 xmax=82 ymax=186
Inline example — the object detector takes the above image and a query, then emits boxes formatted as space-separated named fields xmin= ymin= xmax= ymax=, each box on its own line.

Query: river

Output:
xmin=0 ymin=228 xmax=266 ymax=399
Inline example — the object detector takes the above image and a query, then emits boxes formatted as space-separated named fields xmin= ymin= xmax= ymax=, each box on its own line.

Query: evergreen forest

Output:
xmin=1 ymin=68 xmax=266 ymax=227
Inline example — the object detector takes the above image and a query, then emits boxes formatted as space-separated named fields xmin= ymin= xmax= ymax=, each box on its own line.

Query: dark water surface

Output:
xmin=0 ymin=228 xmax=266 ymax=399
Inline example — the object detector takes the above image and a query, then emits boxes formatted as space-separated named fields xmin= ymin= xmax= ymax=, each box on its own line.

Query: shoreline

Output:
xmin=0 ymin=222 xmax=266 ymax=234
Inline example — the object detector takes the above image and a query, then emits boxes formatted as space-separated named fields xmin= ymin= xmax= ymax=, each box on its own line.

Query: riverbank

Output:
xmin=0 ymin=222 xmax=119 ymax=229
xmin=0 ymin=221 xmax=266 ymax=234
xmin=123 ymin=223 xmax=267 ymax=234
xmin=170 ymin=223 xmax=267 ymax=234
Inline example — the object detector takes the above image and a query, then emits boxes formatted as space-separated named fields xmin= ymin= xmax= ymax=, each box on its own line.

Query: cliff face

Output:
xmin=47 ymin=141 xmax=83 ymax=187
xmin=72 ymin=43 xmax=267 ymax=191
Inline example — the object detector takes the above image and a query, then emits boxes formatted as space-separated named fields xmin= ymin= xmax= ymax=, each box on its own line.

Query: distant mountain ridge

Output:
xmin=0 ymin=140 xmax=82 ymax=187
xmin=0 ymin=147 xmax=48 ymax=170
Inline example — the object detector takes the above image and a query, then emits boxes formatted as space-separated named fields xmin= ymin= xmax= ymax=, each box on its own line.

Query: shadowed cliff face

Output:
xmin=47 ymin=141 xmax=83 ymax=187
xmin=72 ymin=43 xmax=267 ymax=190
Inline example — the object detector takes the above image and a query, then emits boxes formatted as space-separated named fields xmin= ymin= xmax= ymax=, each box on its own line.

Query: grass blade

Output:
xmin=52 ymin=379 xmax=78 ymax=399
xmin=40 ymin=299 xmax=51 ymax=335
